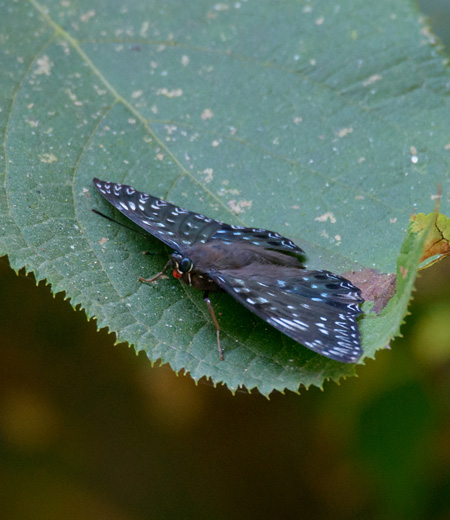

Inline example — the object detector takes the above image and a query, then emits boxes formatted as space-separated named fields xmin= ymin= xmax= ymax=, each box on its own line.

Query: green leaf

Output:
xmin=1 ymin=0 xmax=449 ymax=395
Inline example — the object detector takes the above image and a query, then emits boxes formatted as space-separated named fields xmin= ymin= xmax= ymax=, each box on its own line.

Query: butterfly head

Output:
xmin=171 ymin=252 xmax=194 ymax=279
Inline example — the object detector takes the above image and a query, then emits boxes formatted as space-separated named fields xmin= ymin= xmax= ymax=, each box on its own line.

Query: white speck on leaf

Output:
xmin=201 ymin=108 xmax=213 ymax=120
xmin=228 ymin=199 xmax=252 ymax=214
xmin=34 ymin=55 xmax=53 ymax=76
xmin=39 ymin=153 xmax=57 ymax=164
xmin=156 ymin=88 xmax=183 ymax=98
xmin=200 ymin=168 xmax=214 ymax=183
xmin=80 ymin=9 xmax=95 ymax=22
xmin=93 ymin=85 xmax=107 ymax=96
xmin=140 ymin=21 xmax=150 ymax=37
xmin=362 ymin=74 xmax=382 ymax=87
xmin=315 ymin=212 xmax=336 ymax=224
xmin=336 ymin=127 xmax=353 ymax=138
xmin=65 ymin=89 xmax=83 ymax=106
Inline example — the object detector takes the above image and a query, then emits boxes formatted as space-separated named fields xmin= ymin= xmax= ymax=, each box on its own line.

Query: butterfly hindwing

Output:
xmin=209 ymin=267 xmax=363 ymax=363
xmin=210 ymin=224 xmax=305 ymax=257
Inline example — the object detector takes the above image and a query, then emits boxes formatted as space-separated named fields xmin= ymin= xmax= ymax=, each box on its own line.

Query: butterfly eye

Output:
xmin=179 ymin=257 xmax=193 ymax=273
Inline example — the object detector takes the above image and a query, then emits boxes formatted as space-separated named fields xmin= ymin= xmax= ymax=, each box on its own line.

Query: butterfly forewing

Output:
xmin=209 ymin=268 xmax=363 ymax=363
xmin=93 ymin=178 xmax=223 ymax=251
xmin=93 ymin=179 xmax=305 ymax=257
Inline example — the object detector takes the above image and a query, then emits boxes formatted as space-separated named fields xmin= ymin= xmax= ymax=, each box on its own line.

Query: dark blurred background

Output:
xmin=1 ymin=2 xmax=450 ymax=519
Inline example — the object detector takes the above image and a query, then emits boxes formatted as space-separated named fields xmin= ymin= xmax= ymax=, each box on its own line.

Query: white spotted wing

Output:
xmin=209 ymin=268 xmax=363 ymax=363
xmin=93 ymin=178 xmax=364 ymax=363
xmin=93 ymin=178 xmax=304 ymax=256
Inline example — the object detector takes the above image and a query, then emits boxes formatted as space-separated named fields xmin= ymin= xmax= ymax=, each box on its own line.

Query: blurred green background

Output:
xmin=1 ymin=2 xmax=450 ymax=519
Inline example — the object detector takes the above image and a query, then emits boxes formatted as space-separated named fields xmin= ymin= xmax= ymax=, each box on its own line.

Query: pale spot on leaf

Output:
xmin=80 ymin=9 xmax=95 ymax=22
xmin=39 ymin=153 xmax=57 ymax=164
xmin=140 ymin=21 xmax=150 ymax=37
xmin=156 ymin=88 xmax=183 ymax=98
xmin=34 ymin=55 xmax=53 ymax=76
xmin=93 ymin=85 xmax=107 ymax=96
xmin=336 ymin=127 xmax=353 ymax=138
xmin=315 ymin=212 xmax=336 ymax=224
xmin=201 ymin=108 xmax=213 ymax=120
xmin=65 ymin=89 xmax=83 ymax=106
xmin=410 ymin=146 xmax=419 ymax=163
xmin=228 ymin=199 xmax=252 ymax=214
xmin=362 ymin=74 xmax=382 ymax=87
xmin=200 ymin=168 xmax=214 ymax=183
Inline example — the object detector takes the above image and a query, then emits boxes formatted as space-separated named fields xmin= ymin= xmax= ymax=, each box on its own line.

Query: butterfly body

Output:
xmin=93 ymin=178 xmax=364 ymax=363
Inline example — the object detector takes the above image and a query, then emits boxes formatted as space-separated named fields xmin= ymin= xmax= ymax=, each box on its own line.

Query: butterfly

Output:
xmin=93 ymin=178 xmax=364 ymax=363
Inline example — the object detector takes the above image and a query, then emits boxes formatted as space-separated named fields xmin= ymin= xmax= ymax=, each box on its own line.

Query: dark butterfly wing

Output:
xmin=210 ymin=224 xmax=304 ymax=257
xmin=208 ymin=267 xmax=364 ymax=363
xmin=93 ymin=178 xmax=222 ymax=251
xmin=93 ymin=179 xmax=304 ymax=257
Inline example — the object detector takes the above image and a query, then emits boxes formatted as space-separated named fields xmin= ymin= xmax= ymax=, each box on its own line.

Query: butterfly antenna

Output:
xmin=91 ymin=208 xmax=150 ymax=238
xmin=92 ymin=209 xmax=167 ymax=258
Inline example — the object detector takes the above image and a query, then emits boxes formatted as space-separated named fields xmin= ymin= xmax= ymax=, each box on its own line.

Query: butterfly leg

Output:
xmin=139 ymin=259 xmax=171 ymax=284
xmin=203 ymin=291 xmax=224 ymax=361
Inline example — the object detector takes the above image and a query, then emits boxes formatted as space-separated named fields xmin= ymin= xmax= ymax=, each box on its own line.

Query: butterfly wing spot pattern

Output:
xmin=93 ymin=178 xmax=364 ymax=363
